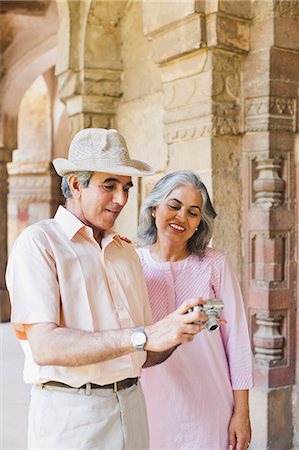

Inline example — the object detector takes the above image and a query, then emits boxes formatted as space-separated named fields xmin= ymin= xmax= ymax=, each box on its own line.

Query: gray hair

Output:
xmin=61 ymin=171 xmax=93 ymax=199
xmin=137 ymin=170 xmax=217 ymax=257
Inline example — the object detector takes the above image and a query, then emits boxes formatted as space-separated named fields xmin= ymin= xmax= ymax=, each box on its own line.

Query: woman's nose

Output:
xmin=175 ymin=209 xmax=187 ymax=221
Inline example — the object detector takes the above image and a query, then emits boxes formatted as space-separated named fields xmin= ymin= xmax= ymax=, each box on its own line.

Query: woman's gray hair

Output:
xmin=61 ymin=171 xmax=93 ymax=199
xmin=137 ymin=170 xmax=217 ymax=257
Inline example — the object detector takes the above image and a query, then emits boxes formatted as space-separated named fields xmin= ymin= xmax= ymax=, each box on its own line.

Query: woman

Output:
xmin=137 ymin=170 xmax=253 ymax=450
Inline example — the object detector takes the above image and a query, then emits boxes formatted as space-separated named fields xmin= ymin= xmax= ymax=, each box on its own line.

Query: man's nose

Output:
xmin=113 ymin=189 xmax=127 ymax=205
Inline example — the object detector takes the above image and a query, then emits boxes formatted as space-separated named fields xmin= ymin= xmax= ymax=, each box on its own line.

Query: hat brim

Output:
xmin=52 ymin=158 xmax=155 ymax=177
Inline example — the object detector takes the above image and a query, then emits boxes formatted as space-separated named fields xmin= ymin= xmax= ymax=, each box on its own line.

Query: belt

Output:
xmin=44 ymin=377 xmax=139 ymax=393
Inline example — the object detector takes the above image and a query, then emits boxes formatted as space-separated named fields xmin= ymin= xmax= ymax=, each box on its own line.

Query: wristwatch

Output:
xmin=130 ymin=327 xmax=147 ymax=351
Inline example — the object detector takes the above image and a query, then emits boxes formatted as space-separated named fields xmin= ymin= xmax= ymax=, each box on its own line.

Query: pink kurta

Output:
xmin=138 ymin=247 xmax=253 ymax=450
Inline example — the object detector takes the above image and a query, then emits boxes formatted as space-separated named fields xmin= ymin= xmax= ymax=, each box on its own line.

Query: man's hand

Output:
xmin=144 ymin=298 xmax=208 ymax=352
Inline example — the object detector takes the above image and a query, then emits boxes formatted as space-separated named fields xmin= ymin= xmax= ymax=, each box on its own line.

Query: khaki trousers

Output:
xmin=28 ymin=382 xmax=149 ymax=450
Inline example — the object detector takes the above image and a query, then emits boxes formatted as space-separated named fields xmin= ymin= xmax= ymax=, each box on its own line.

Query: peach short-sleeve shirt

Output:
xmin=6 ymin=206 xmax=153 ymax=387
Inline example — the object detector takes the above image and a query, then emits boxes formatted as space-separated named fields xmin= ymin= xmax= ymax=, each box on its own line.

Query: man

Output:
xmin=6 ymin=128 xmax=207 ymax=450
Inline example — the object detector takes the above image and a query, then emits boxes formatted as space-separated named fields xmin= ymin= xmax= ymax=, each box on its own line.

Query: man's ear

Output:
xmin=68 ymin=175 xmax=82 ymax=199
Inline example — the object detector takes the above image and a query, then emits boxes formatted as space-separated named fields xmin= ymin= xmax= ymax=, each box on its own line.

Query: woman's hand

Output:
xmin=228 ymin=390 xmax=251 ymax=450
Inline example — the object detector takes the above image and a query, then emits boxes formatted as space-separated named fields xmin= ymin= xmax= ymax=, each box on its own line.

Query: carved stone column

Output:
xmin=242 ymin=1 xmax=299 ymax=448
xmin=0 ymin=148 xmax=11 ymax=321
xmin=56 ymin=0 xmax=124 ymax=137
xmin=142 ymin=0 xmax=250 ymax=274
xmin=7 ymin=160 xmax=62 ymax=253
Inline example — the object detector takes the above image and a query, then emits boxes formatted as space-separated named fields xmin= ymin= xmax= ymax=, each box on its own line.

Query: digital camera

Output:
xmin=188 ymin=298 xmax=224 ymax=332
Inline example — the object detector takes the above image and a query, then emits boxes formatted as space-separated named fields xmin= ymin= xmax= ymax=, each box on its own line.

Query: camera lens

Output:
xmin=205 ymin=316 xmax=219 ymax=332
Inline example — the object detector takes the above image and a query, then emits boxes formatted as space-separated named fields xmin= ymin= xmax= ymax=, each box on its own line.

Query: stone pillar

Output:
xmin=0 ymin=148 xmax=12 ymax=322
xmin=7 ymin=160 xmax=62 ymax=253
xmin=55 ymin=0 xmax=124 ymax=137
xmin=142 ymin=0 xmax=250 ymax=274
xmin=242 ymin=1 xmax=299 ymax=448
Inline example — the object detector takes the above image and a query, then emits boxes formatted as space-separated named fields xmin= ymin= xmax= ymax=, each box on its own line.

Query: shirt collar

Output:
xmin=54 ymin=206 xmax=86 ymax=240
xmin=54 ymin=206 xmax=123 ymax=248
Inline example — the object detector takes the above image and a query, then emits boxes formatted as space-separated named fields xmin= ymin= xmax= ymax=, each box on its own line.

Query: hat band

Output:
xmin=70 ymin=158 xmax=147 ymax=168
xmin=71 ymin=157 xmax=131 ymax=165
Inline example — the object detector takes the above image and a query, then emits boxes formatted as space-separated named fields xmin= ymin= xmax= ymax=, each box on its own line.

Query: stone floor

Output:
xmin=1 ymin=322 xmax=30 ymax=450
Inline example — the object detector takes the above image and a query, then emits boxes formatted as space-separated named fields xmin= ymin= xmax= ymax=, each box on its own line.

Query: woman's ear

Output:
xmin=68 ymin=175 xmax=82 ymax=199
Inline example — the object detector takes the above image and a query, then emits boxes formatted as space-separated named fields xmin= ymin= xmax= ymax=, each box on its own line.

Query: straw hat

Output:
xmin=53 ymin=128 xmax=155 ymax=177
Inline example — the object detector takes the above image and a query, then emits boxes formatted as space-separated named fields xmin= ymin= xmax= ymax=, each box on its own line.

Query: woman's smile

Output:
xmin=169 ymin=222 xmax=186 ymax=233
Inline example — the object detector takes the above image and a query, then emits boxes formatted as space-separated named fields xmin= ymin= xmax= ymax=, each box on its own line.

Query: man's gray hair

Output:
xmin=61 ymin=171 xmax=93 ymax=199
xmin=137 ymin=170 xmax=217 ymax=257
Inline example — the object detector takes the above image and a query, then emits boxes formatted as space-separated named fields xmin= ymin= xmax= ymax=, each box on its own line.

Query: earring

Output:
xmin=195 ymin=227 xmax=198 ymax=231
xmin=151 ymin=212 xmax=155 ymax=218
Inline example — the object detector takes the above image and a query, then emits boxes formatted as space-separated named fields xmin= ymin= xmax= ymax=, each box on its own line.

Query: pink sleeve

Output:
xmin=135 ymin=248 xmax=153 ymax=326
xmin=218 ymin=256 xmax=254 ymax=390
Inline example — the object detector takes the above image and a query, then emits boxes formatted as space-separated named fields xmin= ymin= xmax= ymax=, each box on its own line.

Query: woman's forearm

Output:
xmin=233 ymin=389 xmax=249 ymax=414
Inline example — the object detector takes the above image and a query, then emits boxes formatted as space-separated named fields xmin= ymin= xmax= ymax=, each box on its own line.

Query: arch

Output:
xmin=16 ymin=74 xmax=51 ymax=161
xmin=0 ymin=35 xmax=57 ymax=149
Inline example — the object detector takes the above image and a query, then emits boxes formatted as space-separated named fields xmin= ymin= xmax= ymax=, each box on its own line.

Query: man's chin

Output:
xmin=94 ymin=211 xmax=121 ymax=231
xmin=97 ymin=218 xmax=118 ymax=231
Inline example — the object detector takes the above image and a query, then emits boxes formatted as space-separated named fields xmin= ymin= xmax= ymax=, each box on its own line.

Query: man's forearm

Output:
xmin=25 ymin=323 xmax=135 ymax=367
xmin=143 ymin=346 xmax=178 ymax=368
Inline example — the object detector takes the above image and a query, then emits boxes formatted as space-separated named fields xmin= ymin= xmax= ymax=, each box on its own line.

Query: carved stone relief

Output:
xmin=274 ymin=0 xmax=299 ymax=18
xmin=212 ymin=53 xmax=242 ymax=101
xmin=7 ymin=161 xmax=62 ymax=252
xmin=212 ymin=102 xmax=241 ymax=136
xmin=250 ymin=231 xmax=288 ymax=289
xmin=7 ymin=161 xmax=61 ymax=203
xmin=252 ymin=0 xmax=299 ymax=21
xmin=245 ymin=96 xmax=296 ymax=132
xmin=162 ymin=71 xmax=241 ymax=142
xmin=58 ymin=68 xmax=122 ymax=101
xmin=163 ymin=123 xmax=211 ymax=144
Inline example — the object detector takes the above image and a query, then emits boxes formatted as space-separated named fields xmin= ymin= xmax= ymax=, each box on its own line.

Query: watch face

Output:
xmin=133 ymin=331 xmax=146 ymax=346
